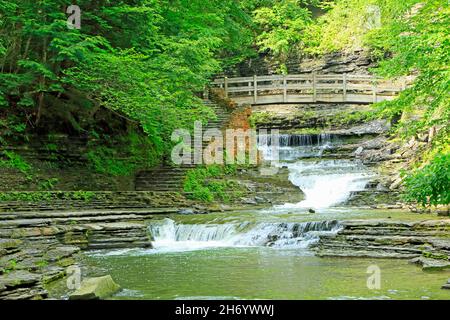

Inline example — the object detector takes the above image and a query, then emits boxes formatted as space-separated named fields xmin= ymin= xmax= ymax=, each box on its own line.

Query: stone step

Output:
xmin=135 ymin=98 xmax=230 ymax=191
xmin=3 ymin=208 xmax=182 ymax=219
xmin=135 ymin=175 xmax=186 ymax=180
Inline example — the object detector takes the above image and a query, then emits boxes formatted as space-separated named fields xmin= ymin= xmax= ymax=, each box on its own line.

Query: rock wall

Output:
xmin=0 ymin=191 xmax=192 ymax=213
xmin=0 ymin=135 xmax=132 ymax=191
xmin=0 ymin=206 xmax=174 ymax=299
xmin=224 ymin=50 xmax=375 ymax=76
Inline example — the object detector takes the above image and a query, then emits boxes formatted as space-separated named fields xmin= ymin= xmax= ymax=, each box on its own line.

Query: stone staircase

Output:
xmin=135 ymin=99 xmax=231 ymax=192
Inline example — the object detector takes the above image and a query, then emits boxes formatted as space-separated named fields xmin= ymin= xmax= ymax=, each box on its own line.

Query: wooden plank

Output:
xmin=285 ymin=75 xmax=312 ymax=80
xmin=225 ymin=78 xmax=256 ymax=84
xmin=253 ymin=75 xmax=257 ymax=104
xmin=315 ymin=84 xmax=345 ymax=90
xmin=286 ymin=83 xmax=314 ymax=90
xmin=229 ymin=93 xmax=397 ymax=105
xmin=214 ymin=76 xmax=253 ymax=84
xmin=211 ymin=73 xmax=404 ymax=105
xmin=225 ymin=83 xmax=400 ymax=94
xmin=256 ymin=75 xmax=284 ymax=82
xmin=316 ymin=75 xmax=344 ymax=81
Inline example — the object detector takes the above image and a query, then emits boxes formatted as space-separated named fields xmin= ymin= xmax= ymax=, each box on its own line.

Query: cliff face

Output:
xmin=224 ymin=49 xmax=375 ymax=76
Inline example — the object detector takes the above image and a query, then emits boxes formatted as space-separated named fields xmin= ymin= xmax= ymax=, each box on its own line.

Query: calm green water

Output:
xmin=85 ymin=209 xmax=450 ymax=300
xmin=86 ymin=248 xmax=449 ymax=300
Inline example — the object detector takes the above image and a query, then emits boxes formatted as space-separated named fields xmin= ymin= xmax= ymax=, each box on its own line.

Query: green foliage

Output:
xmin=36 ymin=260 xmax=49 ymax=269
xmin=253 ymin=0 xmax=315 ymax=70
xmin=403 ymin=153 xmax=450 ymax=207
xmin=0 ymin=0 xmax=260 ymax=164
xmin=86 ymin=132 xmax=159 ymax=176
xmin=0 ymin=151 xmax=32 ymax=174
xmin=249 ymin=112 xmax=273 ymax=128
xmin=305 ymin=0 xmax=421 ymax=54
xmin=71 ymin=191 xmax=95 ymax=202
xmin=1 ymin=259 xmax=18 ymax=274
xmin=183 ymin=165 xmax=242 ymax=202
xmin=0 ymin=116 xmax=28 ymax=145
xmin=326 ymin=110 xmax=374 ymax=126
xmin=305 ymin=0 xmax=449 ymax=207
xmin=369 ymin=1 xmax=449 ymax=136
xmin=38 ymin=178 xmax=59 ymax=191
xmin=306 ymin=0 xmax=449 ymax=138
xmin=366 ymin=1 xmax=449 ymax=204
xmin=87 ymin=146 xmax=136 ymax=177
xmin=0 ymin=191 xmax=95 ymax=203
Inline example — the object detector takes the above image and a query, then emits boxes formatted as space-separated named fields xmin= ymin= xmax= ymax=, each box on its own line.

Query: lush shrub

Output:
xmin=87 ymin=132 xmax=159 ymax=176
xmin=183 ymin=165 xmax=241 ymax=202
xmin=0 ymin=151 xmax=31 ymax=174
xmin=403 ymin=153 xmax=450 ymax=207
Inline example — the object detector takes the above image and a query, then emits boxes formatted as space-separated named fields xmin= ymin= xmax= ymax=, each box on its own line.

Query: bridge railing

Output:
xmin=212 ymin=73 xmax=406 ymax=104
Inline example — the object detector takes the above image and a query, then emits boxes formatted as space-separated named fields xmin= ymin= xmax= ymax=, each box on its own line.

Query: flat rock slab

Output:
xmin=45 ymin=246 xmax=80 ymax=262
xmin=316 ymin=249 xmax=418 ymax=259
xmin=442 ymin=279 xmax=450 ymax=290
xmin=410 ymin=257 xmax=450 ymax=271
xmin=69 ymin=275 xmax=121 ymax=300
xmin=0 ymin=239 xmax=22 ymax=250
xmin=0 ymin=270 xmax=41 ymax=288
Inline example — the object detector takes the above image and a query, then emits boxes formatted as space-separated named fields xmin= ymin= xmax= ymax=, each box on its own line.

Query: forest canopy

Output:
xmin=0 ymin=0 xmax=448 ymax=205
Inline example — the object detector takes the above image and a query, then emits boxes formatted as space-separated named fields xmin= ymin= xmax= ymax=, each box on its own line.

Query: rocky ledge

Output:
xmin=0 ymin=207 xmax=187 ymax=299
xmin=313 ymin=219 xmax=450 ymax=268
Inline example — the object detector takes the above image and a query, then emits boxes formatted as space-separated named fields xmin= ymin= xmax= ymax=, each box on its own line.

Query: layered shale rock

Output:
xmin=313 ymin=219 xmax=450 ymax=263
xmin=0 ymin=207 xmax=181 ymax=299
xmin=0 ymin=191 xmax=191 ymax=213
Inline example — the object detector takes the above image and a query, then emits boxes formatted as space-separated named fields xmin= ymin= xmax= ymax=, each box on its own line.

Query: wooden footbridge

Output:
xmin=212 ymin=73 xmax=406 ymax=105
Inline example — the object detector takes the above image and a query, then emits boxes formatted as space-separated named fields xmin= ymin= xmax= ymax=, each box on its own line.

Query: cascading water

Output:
xmin=281 ymin=159 xmax=372 ymax=209
xmin=147 ymin=218 xmax=341 ymax=252
xmin=258 ymin=133 xmax=338 ymax=160
xmin=258 ymin=133 xmax=374 ymax=209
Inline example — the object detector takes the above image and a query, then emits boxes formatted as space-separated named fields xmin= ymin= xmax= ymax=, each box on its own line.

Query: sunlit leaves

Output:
xmin=403 ymin=154 xmax=450 ymax=206
xmin=253 ymin=0 xmax=313 ymax=65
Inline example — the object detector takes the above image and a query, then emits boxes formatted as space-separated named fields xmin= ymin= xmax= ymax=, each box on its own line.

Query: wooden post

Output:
xmin=312 ymin=72 xmax=317 ymax=103
xmin=343 ymin=74 xmax=347 ymax=102
xmin=283 ymin=75 xmax=287 ymax=103
xmin=248 ymin=81 xmax=252 ymax=96
xmin=253 ymin=75 xmax=257 ymax=104
xmin=224 ymin=76 xmax=228 ymax=98
xmin=372 ymin=77 xmax=377 ymax=103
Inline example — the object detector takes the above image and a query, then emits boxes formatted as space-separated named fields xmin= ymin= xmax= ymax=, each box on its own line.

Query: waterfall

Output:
xmin=258 ymin=133 xmax=338 ymax=161
xmin=278 ymin=159 xmax=373 ymax=209
xmin=258 ymin=133 xmax=373 ymax=209
xmin=148 ymin=218 xmax=341 ymax=252
xmin=258 ymin=133 xmax=338 ymax=147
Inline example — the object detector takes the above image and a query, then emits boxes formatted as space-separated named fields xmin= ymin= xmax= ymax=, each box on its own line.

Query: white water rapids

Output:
xmin=139 ymin=133 xmax=372 ymax=253
xmin=258 ymin=133 xmax=374 ymax=209
xmin=148 ymin=218 xmax=341 ymax=252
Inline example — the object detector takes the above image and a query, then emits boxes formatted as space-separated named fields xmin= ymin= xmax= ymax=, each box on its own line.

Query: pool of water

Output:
xmin=86 ymin=246 xmax=449 ymax=300
xmin=84 ymin=209 xmax=449 ymax=300
xmin=83 ymin=133 xmax=449 ymax=300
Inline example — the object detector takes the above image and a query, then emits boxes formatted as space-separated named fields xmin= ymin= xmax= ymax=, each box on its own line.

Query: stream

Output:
xmin=86 ymin=133 xmax=450 ymax=300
